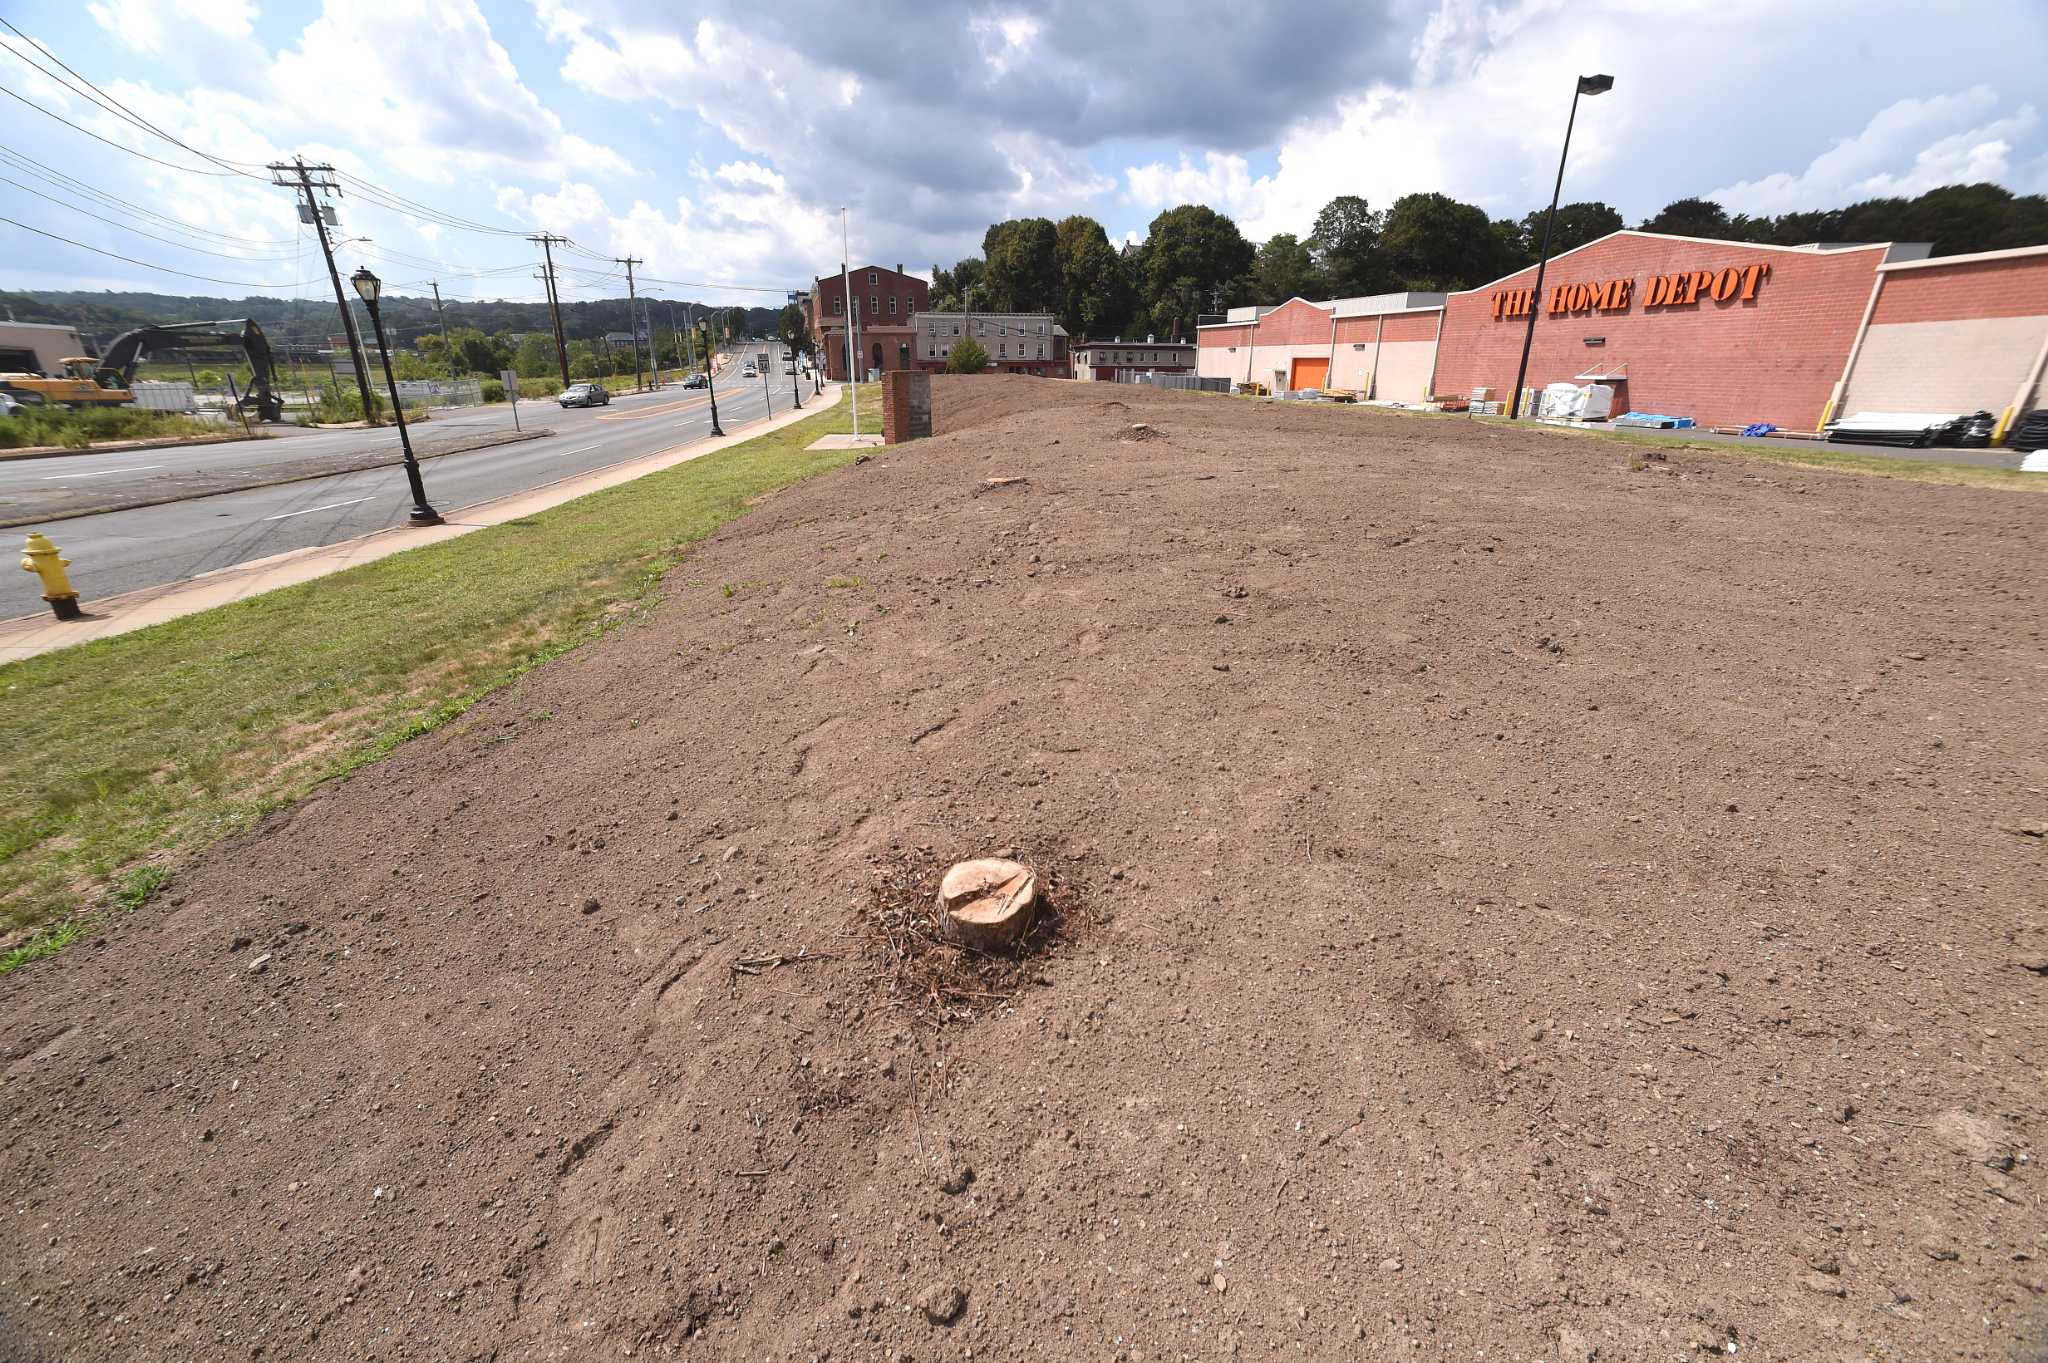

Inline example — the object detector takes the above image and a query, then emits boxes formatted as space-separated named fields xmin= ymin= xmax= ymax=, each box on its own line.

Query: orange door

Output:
xmin=1290 ymin=357 xmax=1329 ymax=391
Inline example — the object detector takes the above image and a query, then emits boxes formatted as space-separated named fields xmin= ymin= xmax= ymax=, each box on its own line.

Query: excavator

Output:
xmin=0 ymin=319 xmax=284 ymax=422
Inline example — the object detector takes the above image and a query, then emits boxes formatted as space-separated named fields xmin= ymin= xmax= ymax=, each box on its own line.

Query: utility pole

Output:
xmin=270 ymin=157 xmax=378 ymax=424
xmin=528 ymin=233 xmax=571 ymax=388
xmin=616 ymin=256 xmax=644 ymax=392
xmin=645 ymin=296 xmax=663 ymax=390
xmin=429 ymin=280 xmax=456 ymax=382
xmin=841 ymin=207 xmax=858 ymax=438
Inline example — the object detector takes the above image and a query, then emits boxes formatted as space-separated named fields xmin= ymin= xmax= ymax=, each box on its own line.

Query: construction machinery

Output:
xmin=0 ymin=319 xmax=284 ymax=421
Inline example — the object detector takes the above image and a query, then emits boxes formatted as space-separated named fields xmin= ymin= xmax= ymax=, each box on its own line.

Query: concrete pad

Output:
xmin=808 ymin=433 xmax=884 ymax=450
xmin=0 ymin=384 xmax=843 ymax=665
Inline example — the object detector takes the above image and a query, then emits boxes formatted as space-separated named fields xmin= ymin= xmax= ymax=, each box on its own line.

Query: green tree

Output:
xmin=1053 ymin=215 xmax=1129 ymax=338
xmin=1520 ymin=201 xmax=1625 ymax=258
xmin=775 ymin=302 xmax=810 ymax=365
xmin=1253 ymin=232 xmax=1322 ymax=302
xmin=982 ymin=218 xmax=1060 ymax=312
xmin=1379 ymin=192 xmax=1501 ymax=290
xmin=1137 ymin=203 xmax=1255 ymax=340
xmin=1638 ymin=197 xmax=1736 ymax=239
xmin=946 ymin=336 xmax=989 ymax=373
xmin=931 ymin=257 xmax=989 ymax=312
xmin=1307 ymin=195 xmax=1383 ymax=296
xmin=512 ymin=333 xmax=555 ymax=379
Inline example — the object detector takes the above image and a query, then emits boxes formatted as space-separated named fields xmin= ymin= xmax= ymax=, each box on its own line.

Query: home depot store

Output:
xmin=1198 ymin=231 xmax=2048 ymax=434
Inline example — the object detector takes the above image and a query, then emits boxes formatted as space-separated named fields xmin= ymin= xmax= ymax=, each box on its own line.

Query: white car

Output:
xmin=741 ymin=367 xmax=758 ymax=379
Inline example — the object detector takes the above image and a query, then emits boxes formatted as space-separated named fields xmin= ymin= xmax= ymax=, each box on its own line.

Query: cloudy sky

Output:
xmin=2 ymin=0 xmax=2045 ymax=308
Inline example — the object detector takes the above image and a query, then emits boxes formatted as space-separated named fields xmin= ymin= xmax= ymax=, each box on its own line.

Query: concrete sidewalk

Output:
xmin=1 ymin=383 xmax=843 ymax=666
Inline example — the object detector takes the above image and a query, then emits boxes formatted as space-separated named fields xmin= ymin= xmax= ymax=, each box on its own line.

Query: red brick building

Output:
xmin=806 ymin=263 xmax=929 ymax=381
xmin=1195 ymin=231 xmax=2048 ymax=436
xmin=1432 ymin=233 xmax=1898 ymax=429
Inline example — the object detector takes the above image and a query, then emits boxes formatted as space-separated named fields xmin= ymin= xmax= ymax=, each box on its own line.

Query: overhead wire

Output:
xmin=0 ymin=215 xmax=324 ymax=289
xmin=0 ymin=82 xmax=247 ymax=177
xmin=0 ymin=173 xmax=306 ymax=262
xmin=0 ymin=142 xmax=297 ymax=245
xmin=0 ymin=18 xmax=267 ymax=179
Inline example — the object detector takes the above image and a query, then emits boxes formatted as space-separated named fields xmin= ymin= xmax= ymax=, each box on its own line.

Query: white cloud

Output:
xmin=1710 ymin=89 xmax=2045 ymax=214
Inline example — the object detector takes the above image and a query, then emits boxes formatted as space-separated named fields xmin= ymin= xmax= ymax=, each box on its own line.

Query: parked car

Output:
xmin=557 ymin=383 xmax=611 ymax=408
xmin=0 ymin=392 xmax=26 ymax=418
xmin=683 ymin=373 xmax=708 ymax=389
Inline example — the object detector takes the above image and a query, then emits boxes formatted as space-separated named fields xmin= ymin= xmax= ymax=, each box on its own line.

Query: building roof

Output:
xmin=1875 ymin=241 xmax=2048 ymax=272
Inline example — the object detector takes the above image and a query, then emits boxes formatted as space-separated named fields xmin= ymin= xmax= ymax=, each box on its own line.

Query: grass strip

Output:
xmin=0 ymin=385 xmax=872 ymax=964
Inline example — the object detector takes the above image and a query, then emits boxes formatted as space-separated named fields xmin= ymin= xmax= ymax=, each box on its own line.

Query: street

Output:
xmin=2 ymin=367 xmax=817 ymax=613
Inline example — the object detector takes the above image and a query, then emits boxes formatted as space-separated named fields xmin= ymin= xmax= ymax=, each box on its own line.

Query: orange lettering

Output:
xmin=1711 ymin=267 xmax=1739 ymax=302
xmin=1685 ymin=271 xmax=1713 ymax=304
xmin=1548 ymin=284 xmax=1570 ymax=314
xmin=1492 ymin=291 xmax=1505 ymax=319
xmin=1610 ymin=278 xmax=1634 ymax=309
xmin=1644 ymin=275 xmax=1670 ymax=307
xmin=1739 ymin=262 xmax=1771 ymax=300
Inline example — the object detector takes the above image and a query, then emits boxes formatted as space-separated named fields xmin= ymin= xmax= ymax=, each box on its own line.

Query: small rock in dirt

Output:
xmin=246 ymin=954 xmax=271 ymax=974
xmin=1379 ymin=1258 xmax=1402 ymax=1272
xmin=228 ymin=936 xmax=251 ymax=953
xmin=1213 ymin=1273 xmax=1228 ymax=1294
xmin=1215 ymin=614 xmax=1231 ymax=624
xmin=1808 ymin=1255 xmax=1840 ymax=1275
xmin=816 ymin=1237 xmax=836 ymax=1260
xmin=1800 ymin=1270 xmax=1846 ymax=1297
xmin=917 ymin=1282 xmax=966 ymax=1325
xmin=938 ymin=1167 xmax=974 ymax=1195
xmin=1933 ymin=1107 xmax=2015 ymax=1170
xmin=1212 ymin=663 xmax=1231 ymax=672
xmin=721 ymin=846 xmax=742 ymax=863
xmin=1919 ymin=1238 xmax=1959 ymax=1262
xmin=580 ymin=898 xmax=601 ymax=915
xmin=1225 ymin=584 xmax=1248 ymax=599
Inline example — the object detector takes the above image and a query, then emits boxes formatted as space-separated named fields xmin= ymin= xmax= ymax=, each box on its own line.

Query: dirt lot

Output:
xmin=3 ymin=377 xmax=2044 ymax=1362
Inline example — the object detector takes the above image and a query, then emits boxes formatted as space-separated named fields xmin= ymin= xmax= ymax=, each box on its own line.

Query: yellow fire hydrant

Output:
xmin=20 ymin=532 xmax=82 ymax=621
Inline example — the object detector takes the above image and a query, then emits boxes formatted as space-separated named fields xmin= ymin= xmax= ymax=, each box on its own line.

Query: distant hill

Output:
xmin=0 ymin=288 xmax=782 ymax=349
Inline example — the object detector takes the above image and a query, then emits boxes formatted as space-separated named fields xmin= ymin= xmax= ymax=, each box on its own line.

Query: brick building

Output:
xmin=1198 ymin=293 xmax=1446 ymax=399
xmin=806 ymin=263 xmax=929 ymax=381
xmin=913 ymin=312 xmax=1065 ymax=375
xmin=1195 ymin=230 xmax=2048 ymax=435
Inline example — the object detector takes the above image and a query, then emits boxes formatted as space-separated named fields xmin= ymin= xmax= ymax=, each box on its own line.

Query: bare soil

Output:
xmin=3 ymin=376 xmax=2044 ymax=1362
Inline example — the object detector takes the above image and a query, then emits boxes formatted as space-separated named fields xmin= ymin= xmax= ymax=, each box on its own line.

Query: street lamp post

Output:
xmin=701 ymin=319 xmax=725 ymax=437
xmin=350 ymin=267 xmax=443 ymax=526
xmin=1509 ymin=73 xmax=1614 ymax=420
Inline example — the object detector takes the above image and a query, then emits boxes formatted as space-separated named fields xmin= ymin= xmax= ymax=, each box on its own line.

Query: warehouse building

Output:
xmin=1196 ymin=230 xmax=2048 ymax=439
xmin=1197 ymin=293 xmax=1446 ymax=401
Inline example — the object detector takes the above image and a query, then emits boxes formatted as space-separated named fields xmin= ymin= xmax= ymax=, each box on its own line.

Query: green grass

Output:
xmin=0 ymin=406 xmax=249 ymax=451
xmin=0 ymin=384 xmax=874 ymax=966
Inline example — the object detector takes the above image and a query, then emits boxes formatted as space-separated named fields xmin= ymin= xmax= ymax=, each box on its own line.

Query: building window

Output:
xmin=832 ymin=298 xmax=842 ymax=315
xmin=1036 ymin=343 xmax=1043 ymax=358
xmin=977 ymin=321 xmax=986 ymax=335
xmin=951 ymin=323 xmax=959 ymax=336
xmin=999 ymin=342 xmax=1007 ymax=357
xmin=1037 ymin=322 xmax=1045 ymax=335
xmin=928 ymin=346 xmax=936 ymax=358
xmin=868 ymin=271 xmax=877 ymax=285
xmin=869 ymin=295 xmax=878 ymax=316
xmin=889 ymin=296 xmax=897 ymax=314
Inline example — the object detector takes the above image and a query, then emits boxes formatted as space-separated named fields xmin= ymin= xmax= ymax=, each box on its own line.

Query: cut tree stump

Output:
xmin=936 ymin=858 xmax=1039 ymax=950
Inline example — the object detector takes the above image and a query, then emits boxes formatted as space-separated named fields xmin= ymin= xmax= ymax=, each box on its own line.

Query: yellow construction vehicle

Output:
xmin=0 ymin=356 xmax=132 ymax=409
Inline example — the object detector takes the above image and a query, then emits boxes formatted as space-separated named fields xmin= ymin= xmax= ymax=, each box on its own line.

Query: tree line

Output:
xmin=930 ymin=181 xmax=2048 ymax=342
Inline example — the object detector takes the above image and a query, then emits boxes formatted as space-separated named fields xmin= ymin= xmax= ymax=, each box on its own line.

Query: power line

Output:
xmin=0 ymin=173 xmax=305 ymax=262
xmin=0 ymin=81 xmax=245 ymax=177
xmin=0 ymin=142 xmax=296 ymax=245
xmin=0 ymin=19 xmax=265 ymax=179
xmin=0 ymin=214 xmax=322 ymax=288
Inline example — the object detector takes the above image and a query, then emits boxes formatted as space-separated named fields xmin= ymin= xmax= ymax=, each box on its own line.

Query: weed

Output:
xmin=826 ymin=575 xmax=864 ymax=589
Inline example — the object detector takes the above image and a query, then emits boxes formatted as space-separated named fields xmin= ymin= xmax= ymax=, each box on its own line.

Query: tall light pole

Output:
xmin=700 ymin=317 xmax=724 ymax=437
xmin=1509 ymin=73 xmax=1614 ymax=420
xmin=350 ymin=267 xmax=442 ymax=526
xmin=841 ymin=206 xmax=859 ymax=438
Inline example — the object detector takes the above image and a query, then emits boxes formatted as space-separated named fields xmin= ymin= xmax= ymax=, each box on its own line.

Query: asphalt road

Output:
xmin=4 ymin=368 xmax=823 ymax=614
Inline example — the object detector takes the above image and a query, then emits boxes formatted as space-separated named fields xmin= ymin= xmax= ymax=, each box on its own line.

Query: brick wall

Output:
xmin=881 ymin=369 xmax=931 ymax=444
xmin=1381 ymin=311 xmax=1440 ymax=342
xmin=1433 ymin=235 xmax=1886 ymax=429
xmin=1871 ymin=253 xmax=2048 ymax=323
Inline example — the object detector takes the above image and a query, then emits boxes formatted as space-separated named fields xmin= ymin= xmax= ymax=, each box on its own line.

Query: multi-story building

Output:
xmin=913 ymin=312 xmax=1066 ymax=375
xmin=1071 ymin=336 xmax=1197 ymax=382
xmin=806 ymin=263 xmax=930 ymax=380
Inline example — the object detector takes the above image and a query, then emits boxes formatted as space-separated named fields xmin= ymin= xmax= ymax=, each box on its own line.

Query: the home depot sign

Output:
xmin=1491 ymin=262 xmax=1772 ymax=319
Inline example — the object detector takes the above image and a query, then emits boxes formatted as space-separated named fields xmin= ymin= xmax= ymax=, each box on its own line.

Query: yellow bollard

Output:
xmin=20 ymin=532 xmax=82 ymax=621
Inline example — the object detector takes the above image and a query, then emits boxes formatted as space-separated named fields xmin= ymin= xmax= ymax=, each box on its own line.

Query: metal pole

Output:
xmin=364 ymin=295 xmax=442 ymax=526
xmin=761 ymin=353 xmax=772 ymax=416
xmin=618 ymin=256 xmax=645 ymax=392
xmin=276 ymin=158 xmax=379 ymax=425
xmin=431 ymin=280 xmax=456 ymax=381
xmin=532 ymin=234 xmax=571 ymax=388
xmin=704 ymin=316 xmax=724 ymax=436
xmin=841 ymin=207 xmax=858 ymax=436
xmin=1511 ymin=84 xmax=1583 ymax=420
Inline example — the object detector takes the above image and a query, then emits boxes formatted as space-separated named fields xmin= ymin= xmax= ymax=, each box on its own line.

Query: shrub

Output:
xmin=479 ymin=378 xmax=506 ymax=403
xmin=314 ymin=388 xmax=385 ymax=423
xmin=0 ymin=405 xmax=237 ymax=450
xmin=946 ymin=338 xmax=990 ymax=373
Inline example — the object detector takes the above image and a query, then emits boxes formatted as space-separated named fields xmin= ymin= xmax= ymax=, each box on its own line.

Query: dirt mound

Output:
xmin=3 ymin=386 xmax=2044 ymax=1362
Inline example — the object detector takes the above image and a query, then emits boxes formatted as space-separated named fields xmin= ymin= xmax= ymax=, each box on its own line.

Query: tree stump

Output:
xmin=936 ymin=858 xmax=1038 ymax=950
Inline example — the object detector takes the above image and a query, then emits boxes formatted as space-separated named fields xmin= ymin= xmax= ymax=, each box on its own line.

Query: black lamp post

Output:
xmin=1509 ymin=73 xmax=1614 ymax=420
xmin=350 ymin=267 xmax=443 ymax=526
xmin=700 ymin=321 xmax=725 ymax=437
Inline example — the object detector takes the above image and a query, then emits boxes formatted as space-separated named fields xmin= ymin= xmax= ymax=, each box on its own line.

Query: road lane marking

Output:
xmin=556 ymin=444 xmax=599 ymax=456
xmin=42 ymin=464 xmax=162 ymax=479
xmin=263 ymin=496 xmax=372 ymax=520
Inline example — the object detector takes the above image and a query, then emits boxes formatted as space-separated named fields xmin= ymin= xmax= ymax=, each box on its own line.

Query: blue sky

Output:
xmin=2 ymin=0 xmax=2045 ymax=307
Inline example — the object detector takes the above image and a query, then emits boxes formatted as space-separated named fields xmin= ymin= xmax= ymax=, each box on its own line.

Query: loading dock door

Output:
xmin=1290 ymin=357 xmax=1329 ymax=391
